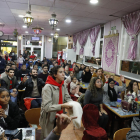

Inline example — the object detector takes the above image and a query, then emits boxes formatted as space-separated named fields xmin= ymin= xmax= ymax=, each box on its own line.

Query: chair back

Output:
xmin=113 ymin=128 xmax=131 ymax=140
xmin=25 ymin=108 xmax=41 ymax=125
xmin=82 ymin=104 xmax=99 ymax=128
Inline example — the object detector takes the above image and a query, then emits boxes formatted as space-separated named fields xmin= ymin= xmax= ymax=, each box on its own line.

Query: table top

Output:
xmin=5 ymin=128 xmax=36 ymax=140
xmin=104 ymin=103 xmax=139 ymax=118
xmin=80 ymin=83 xmax=89 ymax=89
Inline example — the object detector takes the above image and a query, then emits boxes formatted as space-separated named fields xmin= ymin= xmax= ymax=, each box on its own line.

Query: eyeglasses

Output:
xmin=109 ymin=83 xmax=115 ymax=85
xmin=96 ymin=81 xmax=102 ymax=83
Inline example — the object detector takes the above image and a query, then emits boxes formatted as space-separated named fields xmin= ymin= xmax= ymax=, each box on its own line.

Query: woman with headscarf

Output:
xmin=81 ymin=66 xmax=92 ymax=83
xmin=103 ymin=75 xmax=126 ymax=103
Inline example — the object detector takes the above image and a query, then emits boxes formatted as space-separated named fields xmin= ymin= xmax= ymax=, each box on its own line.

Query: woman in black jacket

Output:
xmin=0 ymin=88 xmax=20 ymax=130
xmin=81 ymin=66 xmax=92 ymax=83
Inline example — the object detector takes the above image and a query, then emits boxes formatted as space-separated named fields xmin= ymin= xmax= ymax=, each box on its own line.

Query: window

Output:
xmin=76 ymin=55 xmax=83 ymax=63
xmin=85 ymin=56 xmax=101 ymax=66
xmin=121 ymin=61 xmax=140 ymax=75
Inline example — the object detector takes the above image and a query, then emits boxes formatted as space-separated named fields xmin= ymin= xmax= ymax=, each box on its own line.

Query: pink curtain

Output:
xmin=73 ymin=34 xmax=78 ymax=52
xmin=78 ymin=30 xmax=90 ymax=55
xmin=89 ymin=25 xmax=100 ymax=56
xmin=122 ymin=10 xmax=140 ymax=60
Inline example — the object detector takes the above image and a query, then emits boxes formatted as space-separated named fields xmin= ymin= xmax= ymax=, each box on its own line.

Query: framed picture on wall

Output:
xmin=68 ymin=43 xmax=73 ymax=49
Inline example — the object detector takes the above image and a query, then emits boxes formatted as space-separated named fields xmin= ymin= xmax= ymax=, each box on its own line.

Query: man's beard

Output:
xmin=43 ymin=71 xmax=48 ymax=74
xmin=32 ymin=75 xmax=37 ymax=79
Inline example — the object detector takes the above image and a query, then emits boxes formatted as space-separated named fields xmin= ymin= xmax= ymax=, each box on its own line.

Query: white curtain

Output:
xmin=76 ymin=31 xmax=101 ymax=58
xmin=119 ymin=24 xmax=140 ymax=61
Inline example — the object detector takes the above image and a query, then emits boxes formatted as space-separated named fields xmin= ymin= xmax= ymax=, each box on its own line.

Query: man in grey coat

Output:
xmin=45 ymin=113 xmax=77 ymax=140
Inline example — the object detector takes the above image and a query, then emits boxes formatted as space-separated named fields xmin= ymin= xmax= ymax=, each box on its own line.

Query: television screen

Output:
xmin=31 ymin=37 xmax=40 ymax=41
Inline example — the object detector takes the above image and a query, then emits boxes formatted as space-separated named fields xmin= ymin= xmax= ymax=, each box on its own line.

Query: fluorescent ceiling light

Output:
xmin=90 ymin=0 xmax=98 ymax=4
xmin=65 ymin=19 xmax=71 ymax=23
xmin=23 ymin=25 xmax=27 ymax=28
xmin=11 ymin=38 xmax=13 ymax=39
xmin=50 ymin=33 xmax=54 ymax=36
xmin=56 ymin=28 xmax=60 ymax=31
xmin=25 ymin=31 xmax=28 ymax=33
xmin=19 ymin=15 xmax=24 ymax=17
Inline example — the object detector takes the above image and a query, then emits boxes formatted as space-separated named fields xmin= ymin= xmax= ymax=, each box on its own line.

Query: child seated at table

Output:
xmin=0 ymin=88 xmax=21 ymax=130
xmin=65 ymin=71 xmax=74 ymax=87
xmin=70 ymin=76 xmax=82 ymax=97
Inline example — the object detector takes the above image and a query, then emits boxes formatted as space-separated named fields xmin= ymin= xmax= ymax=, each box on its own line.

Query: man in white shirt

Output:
xmin=1 ymin=64 xmax=11 ymax=79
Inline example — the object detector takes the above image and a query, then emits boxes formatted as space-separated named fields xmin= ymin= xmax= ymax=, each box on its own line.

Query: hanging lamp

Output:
xmin=32 ymin=27 xmax=44 ymax=35
xmin=23 ymin=0 xmax=34 ymax=28
xmin=49 ymin=14 xmax=59 ymax=30
xmin=54 ymin=32 xmax=59 ymax=40
xmin=48 ymin=37 xmax=52 ymax=42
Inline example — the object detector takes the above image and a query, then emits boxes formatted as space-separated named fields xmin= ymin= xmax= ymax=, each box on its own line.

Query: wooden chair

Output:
xmin=25 ymin=108 xmax=41 ymax=130
xmin=113 ymin=128 xmax=131 ymax=140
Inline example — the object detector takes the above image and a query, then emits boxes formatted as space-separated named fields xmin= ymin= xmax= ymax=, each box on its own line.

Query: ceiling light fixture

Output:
xmin=23 ymin=0 xmax=34 ymax=28
xmin=23 ymin=25 xmax=27 ymax=28
xmin=32 ymin=26 xmax=44 ymax=35
xmin=48 ymin=37 xmax=52 ymax=42
xmin=65 ymin=19 xmax=71 ymax=23
xmin=18 ymin=36 xmax=22 ymax=40
xmin=49 ymin=14 xmax=59 ymax=30
xmin=19 ymin=15 xmax=24 ymax=18
xmin=90 ymin=0 xmax=98 ymax=4
xmin=54 ymin=32 xmax=59 ymax=40
xmin=25 ymin=31 xmax=28 ymax=33
xmin=56 ymin=28 xmax=60 ymax=31
xmin=13 ymin=29 xmax=18 ymax=37
xmin=50 ymin=33 xmax=54 ymax=36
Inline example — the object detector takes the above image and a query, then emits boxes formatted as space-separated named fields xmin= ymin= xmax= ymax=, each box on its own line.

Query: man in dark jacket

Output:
xmin=38 ymin=65 xmax=48 ymax=82
xmin=0 ymin=51 xmax=6 ymax=74
xmin=1 ymin=68 xmax=19 ymax=103
xmin=23 ymin=50 xmax=28 ymax=59
xmin=17 ymin=64 xmax=30 ymax=80
xmin=18 ymin=69 xmax=45 ymax=108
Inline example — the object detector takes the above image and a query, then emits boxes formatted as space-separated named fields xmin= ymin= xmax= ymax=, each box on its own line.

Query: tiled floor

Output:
xmin=60 ymin=121 xmax=112 ymax=140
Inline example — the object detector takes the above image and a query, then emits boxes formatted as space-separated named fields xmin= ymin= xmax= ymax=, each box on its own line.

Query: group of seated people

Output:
xmin=0 ymin=53 xmax=139 ymax=140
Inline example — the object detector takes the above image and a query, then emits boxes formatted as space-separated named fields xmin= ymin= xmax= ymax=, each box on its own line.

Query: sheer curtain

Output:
xmin=119 ymin=24 xmax=140 ymax=61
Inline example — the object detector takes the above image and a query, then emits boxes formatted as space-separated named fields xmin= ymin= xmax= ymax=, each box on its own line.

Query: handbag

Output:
xmin=121 ymin=100 xmax=132 ymax=112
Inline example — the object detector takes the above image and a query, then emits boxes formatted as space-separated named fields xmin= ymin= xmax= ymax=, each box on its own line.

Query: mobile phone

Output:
xmin=26 ymin=130 xmax=32 ymax=137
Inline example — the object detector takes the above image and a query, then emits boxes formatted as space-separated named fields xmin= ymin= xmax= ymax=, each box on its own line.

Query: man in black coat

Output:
xmin=18 ymin=69 xmax=45 ymax=108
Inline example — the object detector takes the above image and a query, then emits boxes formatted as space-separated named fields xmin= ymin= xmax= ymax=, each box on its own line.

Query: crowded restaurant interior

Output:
xmin=0 ymin=0 xmax=140 ymax=140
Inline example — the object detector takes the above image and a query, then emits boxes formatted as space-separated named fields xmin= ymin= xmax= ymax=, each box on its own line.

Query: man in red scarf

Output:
xmin=58 ymin=56 xmax=64 ymax=66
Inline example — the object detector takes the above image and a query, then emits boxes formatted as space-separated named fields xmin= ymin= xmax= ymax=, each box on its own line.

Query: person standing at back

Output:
xmin=29 ymin=51 xmax=36 ymax=60
xmin=0 ymin=51 xmax=6 ymax=74
xmin=23 ymin=50 xmax=28 ymax=59
xmin=58 ymin=56 xmax=64 ymax=66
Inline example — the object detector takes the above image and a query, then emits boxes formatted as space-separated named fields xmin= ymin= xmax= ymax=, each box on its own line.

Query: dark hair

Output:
xmin=87 ymin=77 xmax=103 ymax=97
xmin=22 ymin=64 xmax=26 ymax=66
xmin=126 ymin=80 xmax=139 ymax=93
xmin=49 ymin=66 xmax=63 ymax=80
xmin=20 ymin=54 xmax=22 ymax=55
xmin=5 ymin=64 xmax=11 ymax=68
xmin=7 ymin=68 xmax=14 ymax=73
xmin=0 ymin=88 xmax=9 ymax=94
xmin=60 ymin=56 xmax=62 ymax=58
xmin=68 ymin=60 xmax=71 ymax=62
xmin=71 ymin=76 xmax=77 ymax=81
xmin=11 ymin=64 xmax=16 ymax=66
xmin=30 ymin=69 xmax=38 ymax=73
xmin=42 ymin=65 xmax=48 ymax=69
xmin=33 ymin=65 xmax=38 ymax=68
xmin=96 ymin=68 xmax=102 ymax=73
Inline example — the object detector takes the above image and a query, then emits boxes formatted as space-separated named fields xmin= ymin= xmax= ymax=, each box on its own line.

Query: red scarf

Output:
xmin=10 ymin=80 xmax=12 ymax=89
xmin=46 ymin=76 xmax=64 ymax=114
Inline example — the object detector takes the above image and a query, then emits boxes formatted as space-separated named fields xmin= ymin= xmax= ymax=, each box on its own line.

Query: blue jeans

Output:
xmin=31 ymin=96 xmax=42 ymax=108
xmin=10 ymin=89 xmax=18 ymax=103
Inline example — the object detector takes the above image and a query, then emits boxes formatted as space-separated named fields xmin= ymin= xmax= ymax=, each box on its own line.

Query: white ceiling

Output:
xmin=0 ymin=0 xmax=140 ymax=37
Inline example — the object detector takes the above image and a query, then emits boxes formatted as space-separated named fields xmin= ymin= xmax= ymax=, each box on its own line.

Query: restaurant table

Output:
xmin=5 ymin=127 xmax=37 ymax=140
xmin=80 ymin=82 xmax=89 ymax=89
xmin=104 ymin=102 xmax=139 ymax=138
